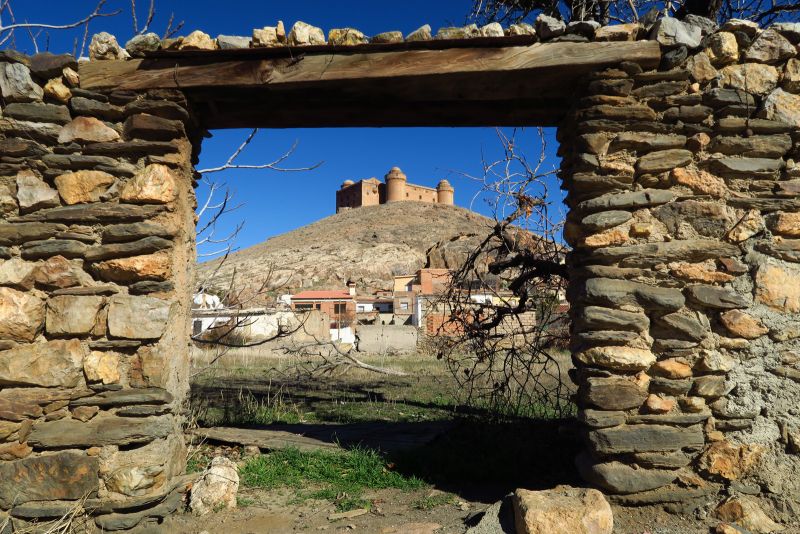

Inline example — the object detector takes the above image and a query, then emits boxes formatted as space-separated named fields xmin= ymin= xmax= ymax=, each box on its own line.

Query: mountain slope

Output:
xmin=197 ymin=202 xmax=496 ymax=299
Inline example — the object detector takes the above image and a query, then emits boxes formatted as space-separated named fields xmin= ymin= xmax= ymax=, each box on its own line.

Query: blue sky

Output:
xmin=8 ymin=1 xmax=564 ymax=257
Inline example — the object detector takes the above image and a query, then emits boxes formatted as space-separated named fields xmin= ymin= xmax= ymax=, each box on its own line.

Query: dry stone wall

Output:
xmin=0 ymin=52 xmax=198 ymax=531
xmin=558 ymin=17 xmax=800 ymax=522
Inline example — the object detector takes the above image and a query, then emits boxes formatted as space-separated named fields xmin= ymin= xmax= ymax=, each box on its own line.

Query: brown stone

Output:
xmin=669 ymin=262 xmax=735 ymax=284
xmin=16 ymin=170 xmax=60 ymax=213
xmin=179 ymin=30 xmax=217 ymax=50
xmin=594 ymin=23 xmax=638 ymax=41
xmin=58 ymin=116 xmax=120 ymax=144
xmin=650 ymin=359 xmax=693 ymax=379
xmin=762 ymin=88 xmax=800 ymax=127
xmin=576 ymin=346 xmax=656 ymax=371
xmin=0 ymin=441 xmax=32 ymax=461
xmin=582 ymin=376 xmax=648 ymax=410
xmin=698 ymin=441 xmax=764 ymax=480
xmin=0 ymin=287 xmax=44 ymax=342
xmin=71 ymin=405 xmax=99 ymax=422
xmin=705 ymin=32 xmax=738 ymax=66
xmin=727 ymin=210 xmax=765 ymax=242
xmin=45 ymin=295 xmax=103 ymax=335
xmin=27 ymin=415 xmax=173 ymax=448
xmin=94 ymin=251 xmax=172 ymax=283
xmin=771 ymin=212 xmax=800 ymax=237
xmin=119 ymin=164 xmax=178 ymax=204
xmin=43 ymin=78 xmax=71 ymax=104
xmin=755 ymin=264 xmax=800 ymax=312
xmin=584 ymin=227 xmax=629 ymax=248
xmin=0 ymin=452 xmax=99 ymax=508
xmin=107 ymin=295 xmax=171 ymax=340
xmin=719 ymin=310 xmax=769 ymax=339
xmin=0 ymin=339 xmax=87 ymax=388
xmin=644 ymin=394 xmax=675 ymax=414
xmin=720 ymin=63 xmax=780 ymax=96
xmin=32 ymin=255 xmax=91 ymax=288
xmin=715 ymin=496 xmax=785 ymax=533
xmin=687 ymin=52 xmax=717 ymax=83
xmin=54 ymin=170 xmax=115 ymax=205
xmin=513 ymin=486 xmax=613 ymax=534
xmin=84 ymin=351 xmax=120 ymax=384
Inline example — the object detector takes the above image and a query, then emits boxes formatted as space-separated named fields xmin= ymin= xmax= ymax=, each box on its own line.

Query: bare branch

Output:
xmin=197 ymin=130 xmax=323 ymax=175
xmin=0 ymin=0 xmax=120 ymax=45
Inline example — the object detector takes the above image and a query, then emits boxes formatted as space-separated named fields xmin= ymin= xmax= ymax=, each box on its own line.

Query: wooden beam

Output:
xmin=79 ymin=41 xmax=660 ymax=129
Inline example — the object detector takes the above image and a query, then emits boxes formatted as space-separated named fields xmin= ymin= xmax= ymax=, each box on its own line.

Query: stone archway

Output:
xmin=1 ymin=18 xmax=800 ymax=530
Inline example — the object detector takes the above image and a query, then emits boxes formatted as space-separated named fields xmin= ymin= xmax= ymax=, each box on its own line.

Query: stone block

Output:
xmin=107 ymin=295 xmax=171 ymax=339
xmin=755 ymin=264 xmax=800 ymax=312
xmin=513 ymin=486 xmax=613 ymax=534
xmin=54 ymin=170 xmax=115 ymax=204
xmin=582 ymin=376 xmax=648 ymax=410
xmin=0 ymin=339 xmax=86 ymax=387
xmin=576 ymin=346 xmax=656 ymax=371
xmin=16 ymin=170 xmax=59 ymax=213
xmin=0 ymin=452 xmax=99 ymax=508
xmin=94 ymin=251 xmax=172 ymax=283
xmin=119 ymin=164 xmax=178 ymax=204
xmin=0 ymin=286 xmax=44 ymax=342
xmin=576 ymin=452 xmax=678 ymax=494
xmin=28 ymin=415 xmax=173 ymax=448
xmin=0 ymin=62 xmax=42 ymax=103
xmin=46 ymin=295 xmax=103 ymax=335
xmin=588 ymin=424 xmax=705 ymax=454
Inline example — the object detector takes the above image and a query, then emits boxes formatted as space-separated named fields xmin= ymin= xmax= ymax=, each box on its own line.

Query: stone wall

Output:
xmin=558 ymin=17 xmax=800 ymax=522
xmin=0 ymin=53 xmax=198 ymax=530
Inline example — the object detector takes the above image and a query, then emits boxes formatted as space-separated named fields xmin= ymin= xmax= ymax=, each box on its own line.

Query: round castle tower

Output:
xmin=385 ymin=166 xmax=407 ymax=202
xmin=437 ymin=179 xmax=454 ymax=205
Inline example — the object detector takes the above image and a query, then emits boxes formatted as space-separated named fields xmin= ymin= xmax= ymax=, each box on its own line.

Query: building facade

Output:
xmin=336 ymin=167 xmax=455 ymax=212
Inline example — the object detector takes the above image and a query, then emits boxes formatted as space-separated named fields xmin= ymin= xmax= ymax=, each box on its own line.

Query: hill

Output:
xmin=197 ymin=202 xmax=497 ymax=300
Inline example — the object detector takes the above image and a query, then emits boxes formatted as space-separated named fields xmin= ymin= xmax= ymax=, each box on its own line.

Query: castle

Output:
xmin=336 ymin=167 xmax=454 ymax=213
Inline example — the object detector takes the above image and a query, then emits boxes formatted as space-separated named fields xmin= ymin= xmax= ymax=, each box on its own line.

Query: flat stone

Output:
xmin=743 ymin=28 xmax=796 ymax=64
xmin=16 ymin=170 xmax=60 ymax=212
xmin=95 ymin=491 xmax=183 ymax=531
xmin=217 ymin=35 xmax=251 ymax=49
xmin=119 ymin=164 xmax=178 ymax=204
xmin=0 ymin=62 xmax=43 ymax=103
xmin=69 ymin=96 xmax=124 ymax=121
xmin=627 ymin=411 xmax=711 ymax=425
xmin=85 ymin=236 xmax=172 ymax=262
xmin=704 ymin=87 xmax=756 ymax=108
xmin=0 ymin=138 xmax=47 ymax=158
xmin=10 ymin=500 xmax=80 ymax=519
xmin=650 ymin=17 xmax=701 ymax=49
xmin=329 ymin=28 xmax=369 ymax=46
xmin=513 ymin=486 xmax=613 ymax=534
xmin=535 ymin=14 xmax=565 ymax=40
xmin=576 ymin=346 xmax=656 ymax=371
xmin=595 ymin=23 xmax=638 ymax=41
xmin=633 ymin=451 xmax=692 ymax=469
xmin=107 ymin=295 xmax=171 ymax=339
xmin=720 ymin=63 xmax=779 ymax=95
xmin=89 ymin=340 xmax=141 ymax=350
xmin=71 ymin=387 xmax=172 ymax=407
xmin=0 ymin=452 xmax=98 ymax=508
xmin=124 ymin=113 xmax=185 ymax=141
xmin=117 ymin=404 xmax=172 ymax=417
xmin=94 ymin=251 xmax=172 ymax=283
xmin=577 ymin=189 xmax=673 ymax=213
xmin=82 ymin=139 xmax=178 ymax=157
xmin=709 ymin=134 xmax=791 ymax=158
xmin=41 ymin=152 xmax=119 ymax=170
xmin=653 ymin=310 xmax=708 ymax=341
xmin=692 ymin=375 xmax=730 ymax=398
xmin=632 ymin=80 xmax=690 ymax=99
xmin=762 ymin=88 xmax=800 ymax=127
xmin=54 ymin=170 xmax=115 ymax=205
xmin=124 ymin=33 xmax=162 ymax=56
xmin=686 ymin=285 xmax=749 ymax=309
xmin=20 ymin=239 xmax=87 ymax=260
xmin=3 ymin=102 xmax=71 ymax=124
xmin=58 ymin=116 xmax=120 ymax=144
xmin=371 ymin=31 xmax=404 ymax=44
xmin=0 ymin=222 xmax=66 ymax=245
xmin=0 ymin=118 xmax=60 ymax=143
xmin=28 ymin=415 xmax=173 ymax=448
xmin=582 ymin=376 xmax=648 ymax=410
xmin=0 ymin=339 xmax=86 ymax=387
xmin=651 ymin=359 xmax=693 ymax=379
xmin=636 ymin=149 xmax=693 ymax=174
xmin=588 ymin=424 xmax=704 ymax=454
xmin=72 ymin=405 xmax=100 ymax=422
xmin=12 ymin=203 xmax=165 ymax=223
xmin=101 ymin=222 xmax=173 ymax=243
xmin=581 ymin=211 xmax=632 ymax=233
xmin=45 ymin=295 xmax=103 ymax=335
xmin=609 ymin=132 xmax=686 ymax=153
xmin=124 ymin=100 xmax=189 ymax=122
xmin=576 ymin=453 xmax=678 ymax=495
xmin=581 ymin=277 xmax=685 ymax=311
xmin=576 ymin=306 xmax=649 ymax=332
xmin=578 ymin=409 xmax=627 ymax=428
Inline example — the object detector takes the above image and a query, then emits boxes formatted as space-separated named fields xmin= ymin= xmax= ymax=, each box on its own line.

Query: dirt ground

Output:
xmin=165 ymin=349 xmax=722 ymax=534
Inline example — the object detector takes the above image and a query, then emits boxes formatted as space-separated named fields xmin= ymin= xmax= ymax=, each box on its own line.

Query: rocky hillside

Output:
xmin=197 ymin=202 xmax=496 ymax=298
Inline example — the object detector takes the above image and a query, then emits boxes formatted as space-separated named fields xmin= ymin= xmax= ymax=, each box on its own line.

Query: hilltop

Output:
xmin=197 ymin=202 xmax=497 ymax=300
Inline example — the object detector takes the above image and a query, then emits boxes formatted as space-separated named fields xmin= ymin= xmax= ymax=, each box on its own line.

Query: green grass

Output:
xmin=240 ymin=447 xmax=426 ymax=511
xmin=412 ymin=492 xmax=456 ymax=510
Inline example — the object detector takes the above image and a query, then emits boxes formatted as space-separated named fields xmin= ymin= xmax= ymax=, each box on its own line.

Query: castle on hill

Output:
xmin=336 ymin=167 xmax=454 ymax=213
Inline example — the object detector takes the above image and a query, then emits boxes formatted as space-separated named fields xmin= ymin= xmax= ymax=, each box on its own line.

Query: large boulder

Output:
xmin=513 ymin=486 xmax=613 ymax=534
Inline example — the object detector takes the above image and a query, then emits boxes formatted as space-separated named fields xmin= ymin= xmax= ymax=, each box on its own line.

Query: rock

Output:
xmin=216 ymin=35 xmax=250 ymax=49
xmin=755 ymin=264 xmax=800 ymax=312
xmin=704 ymin=87 xmax=756 ymax=108
xmin=124 ymin=113 xmax=185 ymax=141
xmin=715 ymin=497 xmax=785 ymax=533
xmin=535 ymin=15 xmax=565 ymax=40
xmin=371 ymin=31 xmax=404 ymax=44
xmin=33 ymin=255 xmax=92 ymax=288
xmin=0 ymin=452 xmax=99 ymax=508
xmin=686 ymin=285 xmax=750 ymax=309
xmin=179 ymin=30 xmax=217 ymax=50
xmin=190 ymin=457 xmax=239 ymax=515
xmin=328 ymin=28 xmax=369 ymax=46
xmin=119 ymin=164 xmax=177 ymax=204
xmin=705 ymin=32 xmax=739 ymax=65
xmin=698 ymin=442 xmax=764 ymax=480
xmin=54 ymin=170 xmax=115 ymax=204
xmin=636 ymin=149 xmax=693 ymax=174
xmin=577 ymin=189 xmax=674 ymax=213
xmin=72 ymin=405 xmax=99 ymax=422
xmin=252 ymin=26 xmax=283 ymax=48
xmin=576 ymin=306 xmax=648 ymax=333
xmin=774 ymin=22 xmax=800 ymax=43
xmin=46 ymin=295 xmax=103 ymax=335
xmin=762 ymin=88 xmax=800 ymax=127
xmin=124 ymin=33 xmax=162 ymax=57
xmin=480 ymin=23 xmax=505 ymax=38
xmin=743 ymin=29 xmax=795 ymax=64
xmin=721 ymin=19 xmax=759 ymax=36
xmin=107 ymin=295 xmax=171 ymax=339
xmin=578 ymin=409 xmax=627 ymax=429
xmin=719 ymin=310 xmax=768 ymax=339
xmin=43 ymin=78 xmax=71 ymax=104
xmin=576 ymin=346 xmax=656 ymax=371
xmin=654 ymin=310 xmax=708 ymax=342
xmin=582 ymin=376 xmax=648 ymax=410
xmin=71 ymin=388 xmax=172 ymax=407
xmin=101 ymin=222 xmax=173 ymax=242
xmin=711 ymin=134 xmax=792 ymax=159
xmin=0 ymin=258 xmax=36 ymax=289
xmin=0 ymin=338 xmax=86 ymax=389
xmin=84 ymin=236 xmax=172 ymax=262
xmin=784 ymin=58 xmax=800 ymax=93
xmin=671 ymin=167 xmax=729 ymax=198
xmin=90 ymin=32 xmax=127 ymax=60
xmin=650 ymin=17 xmax=702 ymax=49
xmin=406 ymin=25 xmax=433 ymax=42
xmin=16 ymin=170 xmax=59 ymax=212
xmin=651 ymin=359 xmax=693 ymax=379
xmin=720 ymin=63 xmax=779 ymax=95
xmin=669 ymin=262 xmax=735 ymax=284
xmin=595 ymin=23 xmax=638 ymax=41
xmin=644 ymin=394 xmax=675 ymax=414
xmin=588 ymin=424 xmax=705 ymax=455
xmin=506 ymin=23 xmax=537 ymax=37
xmin=58 ymin=116 xmax=120 ymax=144
xmin=697 ymin=350 xmax=735 ymax=373
xmin=62 ymin=66 xmax=79 ymax=86
xmin=581 ymin=277 xmax=685 ymax=311
xmin=288 ymin=21 xmax=326 ymax=46
xmin=94 ymin=252 xmax=172 ymax=283
xmin=727 ymin=210 xmax=765 ymax=243
xmin=513 ymin=486 xmax=612 ymax=534
xmin=688 ymin=52 xmax=717 ymax=83
xmin=581 ymin=211 xmax=632 ymax=232
xmin=125 ymin=100 xmax=189 ymax=122
xmin=436 ymin=25 xmax=479 ymax=40
xmin=0 ymin=62 xmax=42 ymax=103
xmin=693 ymin=375 xmax=730 ymax=398
xmin=28 ymin=415 xmax=172 ymax=448
xmin=101 ymin=435 xmax=184 ymax=498
xmin=609 ymin=132 xmax=686 ymax=153
xmin=0 ymin=287 xmax=44 ymax=343
xmin=772 ymin=212 xmax=800 ymax=237
xmin=576 ymin=453 xmax=678 ymax=494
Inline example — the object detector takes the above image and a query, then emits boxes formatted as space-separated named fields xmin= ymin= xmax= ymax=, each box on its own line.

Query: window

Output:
xmin=295 ymin=303 xmax=313 ymax=311
xmin=334 ymin=303 xmax=347 ymax=315
xmin=400 ymin=302 xmax=409 ymax=310
xmin=315 ymin=303 xmax=321 ymax=310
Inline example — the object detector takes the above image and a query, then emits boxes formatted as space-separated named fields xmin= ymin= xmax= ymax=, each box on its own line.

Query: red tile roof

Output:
xmin=292 ymin=290 xmax=352 ymax=300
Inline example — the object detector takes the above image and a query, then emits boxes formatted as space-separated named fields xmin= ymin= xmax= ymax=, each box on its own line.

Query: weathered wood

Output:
xmin=80 ymin=41 xmax=660 ymax=128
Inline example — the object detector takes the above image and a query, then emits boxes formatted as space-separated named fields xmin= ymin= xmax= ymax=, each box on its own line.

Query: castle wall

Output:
xmin=405 ymin=183 xmax=439 ymax=203
xmin=0 ymin=56 xmax=198 ymax=529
